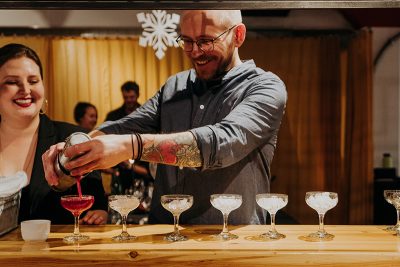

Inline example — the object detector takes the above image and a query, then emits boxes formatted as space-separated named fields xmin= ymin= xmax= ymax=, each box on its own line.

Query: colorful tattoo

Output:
xmin=141 ymin=132 xmax=202 ymax=167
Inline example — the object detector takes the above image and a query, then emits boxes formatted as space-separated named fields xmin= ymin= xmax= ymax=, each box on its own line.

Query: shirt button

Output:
xmin=200 ymin=105 xmax=204 ymax=110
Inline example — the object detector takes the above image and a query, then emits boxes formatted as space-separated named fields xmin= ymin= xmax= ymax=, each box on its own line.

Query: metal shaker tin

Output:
xmin=53 ymin=132 xmax=91 ymax=191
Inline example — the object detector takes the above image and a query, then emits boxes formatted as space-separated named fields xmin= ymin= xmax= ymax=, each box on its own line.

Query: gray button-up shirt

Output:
xmin=99 ymin=60 xmax=287 ymax=225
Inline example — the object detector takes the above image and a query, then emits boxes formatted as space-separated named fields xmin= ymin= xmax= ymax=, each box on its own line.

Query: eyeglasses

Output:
xmin=176 ymin=25 xmax=237 ymax=52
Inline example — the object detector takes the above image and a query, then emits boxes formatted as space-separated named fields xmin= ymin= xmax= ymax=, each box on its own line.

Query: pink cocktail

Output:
xmin=60 ymin=195 xmax=94 ymax=243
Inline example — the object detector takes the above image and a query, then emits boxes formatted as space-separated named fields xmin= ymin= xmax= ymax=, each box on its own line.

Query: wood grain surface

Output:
xmin=0 ymin=224 xmax=399 ymax=266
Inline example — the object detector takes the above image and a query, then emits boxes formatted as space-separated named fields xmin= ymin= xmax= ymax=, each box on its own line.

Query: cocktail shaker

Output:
xmin=53 ymin=132 xmax=91 ymax=191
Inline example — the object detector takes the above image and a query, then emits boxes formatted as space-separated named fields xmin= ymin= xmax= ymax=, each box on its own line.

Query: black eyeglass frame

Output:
xmin=176 ymin=25 xmax=237 ymax=52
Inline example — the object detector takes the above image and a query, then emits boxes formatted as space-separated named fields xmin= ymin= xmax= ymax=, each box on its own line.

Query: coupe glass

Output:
xmin=305 ymin=191 xmax=338 ymax=241
xmin=161 ymin=194 xmax=193 ymax=242
xmin=256 ymin=193 xmax=288 ymax=240
xmin=210 ymin=194 xmax=242 ymax=240
xmin=383 ymin=190 xmax=400 ymax=233
xmin=60 ymin=195 xmax=94 ymax=243
xmin=108 ymin=195 xmax=140 ymax=241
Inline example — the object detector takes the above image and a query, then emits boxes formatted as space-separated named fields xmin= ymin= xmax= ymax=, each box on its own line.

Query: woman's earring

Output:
xmin=40 ymin=99 xmax=48 ymax=114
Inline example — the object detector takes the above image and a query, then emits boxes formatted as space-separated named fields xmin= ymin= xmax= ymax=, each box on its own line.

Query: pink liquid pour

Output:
xmin=76 ymin=176 xmax=83 ymax=198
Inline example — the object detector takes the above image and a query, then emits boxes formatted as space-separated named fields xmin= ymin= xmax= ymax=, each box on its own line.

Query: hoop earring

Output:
xmin=40 ymin=99 xmax=48 ymax=115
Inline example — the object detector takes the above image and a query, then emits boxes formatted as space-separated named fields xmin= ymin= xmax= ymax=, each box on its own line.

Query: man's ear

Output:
xmin=234 ymin=23 xmax=246 ymax=48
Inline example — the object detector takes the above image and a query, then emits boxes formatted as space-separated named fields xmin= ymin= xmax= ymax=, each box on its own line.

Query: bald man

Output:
xmin=43 ymin=10 xmax=287 ymax=225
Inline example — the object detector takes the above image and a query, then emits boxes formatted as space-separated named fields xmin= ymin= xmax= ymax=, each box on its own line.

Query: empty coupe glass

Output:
xmin=210 ymin=194 xmax=242 ymax=240
xmin=383 ymin=190 xmax=400 ymax=233
xmin=305 ymin=191 xmax=338 ymax=241
xmin=108 ymin=195 xmax=140 ymax=241
xmin=256 ymin=193 xmax=288 ymax=240
xmin=161 ymin=194 xmax=193 ymax=242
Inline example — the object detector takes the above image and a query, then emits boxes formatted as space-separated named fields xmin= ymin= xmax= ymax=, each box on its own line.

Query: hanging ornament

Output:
xmin=137 ymin=10 xmax=180 ymax=60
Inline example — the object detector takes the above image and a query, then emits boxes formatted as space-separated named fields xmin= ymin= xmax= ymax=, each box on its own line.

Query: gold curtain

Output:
xmin=49 ymin=37 xmax=191 ymax=124
xmin=0 ymin=36 xmax=191 ymax=124
xmin=240 ymin=30 xmax=373 ymax=224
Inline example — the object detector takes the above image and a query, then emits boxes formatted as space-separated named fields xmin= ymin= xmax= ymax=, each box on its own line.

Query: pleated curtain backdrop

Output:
xmin=0 ymin=36 xmax=191 ymax=124
xmin=240 ymin=29 xmax=373 ymax=224
xmin=49 ymin=37 xmax=192 ymax=124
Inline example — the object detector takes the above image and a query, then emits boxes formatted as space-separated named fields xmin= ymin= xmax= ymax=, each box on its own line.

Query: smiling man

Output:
xmin=178 ymin=11 xmax=243 ymax=81
xmin=43 ymin=10 xmax=287 ymax=225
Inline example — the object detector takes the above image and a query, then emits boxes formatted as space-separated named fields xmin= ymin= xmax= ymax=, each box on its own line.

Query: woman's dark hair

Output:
xmin=0 ymin=43 xmax=43 ymax=79
xmin=74 ymin=102 xmax=97 ymax=124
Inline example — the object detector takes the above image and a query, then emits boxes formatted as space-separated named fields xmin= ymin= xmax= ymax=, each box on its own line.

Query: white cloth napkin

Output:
xmin=0 ymin=171 xmax=28 ymax=198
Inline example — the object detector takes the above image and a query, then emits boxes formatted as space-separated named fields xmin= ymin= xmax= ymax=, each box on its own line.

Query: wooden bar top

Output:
xmin=0 ymin=224 xmax=399 ymax=266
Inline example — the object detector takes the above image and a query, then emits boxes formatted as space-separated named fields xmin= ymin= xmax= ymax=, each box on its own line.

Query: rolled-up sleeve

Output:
xmin=191 ymin=74 xmax=287 ymax=170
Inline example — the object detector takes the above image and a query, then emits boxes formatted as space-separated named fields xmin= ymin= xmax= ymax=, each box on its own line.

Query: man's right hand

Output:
xmin=42 ymin=142 xmax=65 ymax=186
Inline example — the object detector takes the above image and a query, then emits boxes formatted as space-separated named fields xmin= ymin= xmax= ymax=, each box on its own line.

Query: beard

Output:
xmin=193 ymin=49 xmax=235 ymax=81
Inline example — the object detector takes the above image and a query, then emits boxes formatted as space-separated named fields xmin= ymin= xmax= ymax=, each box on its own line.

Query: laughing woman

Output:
xmin=0 ymin=43 xmax=108 ymax=224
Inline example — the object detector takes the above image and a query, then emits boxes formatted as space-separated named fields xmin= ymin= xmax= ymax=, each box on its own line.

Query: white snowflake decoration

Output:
xmin=137 ymin=10 xmax=180 ymax=60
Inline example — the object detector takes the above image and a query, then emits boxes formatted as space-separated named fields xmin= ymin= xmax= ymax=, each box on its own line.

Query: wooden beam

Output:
xmin=0 ymin=1 xmax=398 ymax=10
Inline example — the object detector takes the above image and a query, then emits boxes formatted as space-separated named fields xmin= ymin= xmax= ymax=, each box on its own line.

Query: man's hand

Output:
xmin=63 ymin=134 xmax=133 ymax=177
xmin=42 ymin=142 xmax=65 ymax=186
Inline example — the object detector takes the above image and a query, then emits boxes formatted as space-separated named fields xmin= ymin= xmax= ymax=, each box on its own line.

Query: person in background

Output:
xmin=43 ymin=10 xmax=287 ymax=225
xmin=105 ymin=81 xmax=140 ymax=121
xmin=73 ymin=101 xmax=98 ymax=131
xmin=0 ymin=43 xmax=108 ymax=224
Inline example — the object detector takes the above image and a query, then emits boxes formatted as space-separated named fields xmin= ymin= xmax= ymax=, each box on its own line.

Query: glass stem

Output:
xmin=318 ymin=213 xmax=325 ymax=233
xmin=396 ymin=209 xmax=400 ymax=227
xmin=73 ymin=215 xmax=80 ymax=236
xmin=270 ymin=213 xmax=277 ymax=232
xmin=222 ymin=213 xmax=229 ymax=234
xmin=173 ymin=214 xmax=180 ymax=235
xmin=121 ymin=215 xmax=128 ymax=234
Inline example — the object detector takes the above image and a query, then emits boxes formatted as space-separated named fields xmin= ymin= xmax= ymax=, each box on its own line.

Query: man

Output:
xmin=105 ymin=81 xmax=140 ymax=121
xmin=43 ymin=10 xmax=287 ymax=225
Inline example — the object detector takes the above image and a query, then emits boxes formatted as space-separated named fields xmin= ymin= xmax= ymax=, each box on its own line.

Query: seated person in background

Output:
xmin=0 ymin=43 xmax=108 ymax=224
xmin=73 ymin=101 xmax=98 ymax=131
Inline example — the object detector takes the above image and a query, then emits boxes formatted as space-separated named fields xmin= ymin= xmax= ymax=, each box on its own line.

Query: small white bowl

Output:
xmin=21 ymin=219 xmax=51 ymax=241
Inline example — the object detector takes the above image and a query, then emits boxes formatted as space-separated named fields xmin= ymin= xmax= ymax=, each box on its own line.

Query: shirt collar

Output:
xmin=192 ymin=59 xmax=256 ymax=92
xmin=222 ymin=60 xmax=255 ymax=81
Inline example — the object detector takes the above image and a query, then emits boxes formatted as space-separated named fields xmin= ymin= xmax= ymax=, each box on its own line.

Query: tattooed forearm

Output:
xmin=140 ymin=132 xmax=202 ymax=167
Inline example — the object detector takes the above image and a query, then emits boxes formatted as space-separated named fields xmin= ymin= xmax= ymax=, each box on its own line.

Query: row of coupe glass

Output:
xmin=109 ymin=191 xmax=339 ymax=242
xmin=58 ymin=190 xmax=400 ymax=244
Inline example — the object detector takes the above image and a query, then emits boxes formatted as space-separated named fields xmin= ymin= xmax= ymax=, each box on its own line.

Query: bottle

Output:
xmin=382 ymin=153 xmax=393 ymax=168
xmin=53 ymin=132 xmax=91 ymax=191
